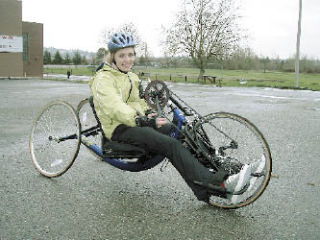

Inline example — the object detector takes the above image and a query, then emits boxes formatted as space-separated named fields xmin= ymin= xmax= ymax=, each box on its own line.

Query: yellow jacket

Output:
xmin=89 ymin=64 xmax=149 ymax=139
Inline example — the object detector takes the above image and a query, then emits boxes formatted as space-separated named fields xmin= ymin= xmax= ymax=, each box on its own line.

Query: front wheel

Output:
xmin=194 ymin=112 xmax=272 ymax=209
xmin=29 ymin=100 xmax=81 ymax=178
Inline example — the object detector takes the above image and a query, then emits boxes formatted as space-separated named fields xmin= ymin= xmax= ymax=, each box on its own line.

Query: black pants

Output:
xmin=111 ymin=125 xmax=227 ymax=201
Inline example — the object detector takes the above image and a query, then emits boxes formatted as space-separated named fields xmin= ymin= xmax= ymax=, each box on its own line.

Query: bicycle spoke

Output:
xmin=30 ymin=101 xmax=80 ymax=178
xmin=194 ymin=112 xmax=272 ymax=209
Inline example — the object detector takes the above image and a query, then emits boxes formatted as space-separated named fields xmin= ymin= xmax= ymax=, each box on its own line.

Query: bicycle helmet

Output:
xmin=108 ymin=32 xmax=136 ymax=52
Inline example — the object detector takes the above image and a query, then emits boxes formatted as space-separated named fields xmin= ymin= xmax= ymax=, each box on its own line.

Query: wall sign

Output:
xmin=0 ymin=35 xmax=23 ymax=53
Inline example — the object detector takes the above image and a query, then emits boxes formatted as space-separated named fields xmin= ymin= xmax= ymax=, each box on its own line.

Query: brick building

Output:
xmin=0 ymin=0 xmax=43 ymax=78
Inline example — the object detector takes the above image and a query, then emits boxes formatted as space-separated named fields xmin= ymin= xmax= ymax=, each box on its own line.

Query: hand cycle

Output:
xmin=29 ymin=80 xmax=272 ymax=209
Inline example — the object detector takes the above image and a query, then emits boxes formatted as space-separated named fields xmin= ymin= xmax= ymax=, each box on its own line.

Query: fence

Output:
xmin=137 ymin=71 xmax=222 ymax=87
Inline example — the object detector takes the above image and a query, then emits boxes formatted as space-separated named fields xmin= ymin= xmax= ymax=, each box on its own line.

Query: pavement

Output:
xmin=0 ymin=78 xmax=319 ymax=240
xmin=43 ymin=73 xmax=91 ymax=82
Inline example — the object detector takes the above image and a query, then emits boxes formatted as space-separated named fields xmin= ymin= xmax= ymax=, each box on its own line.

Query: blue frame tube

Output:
xmin=170 ymin=108 xmax=186 ymax=138
xmin=85 ymin=144 xmax=165 ymax=172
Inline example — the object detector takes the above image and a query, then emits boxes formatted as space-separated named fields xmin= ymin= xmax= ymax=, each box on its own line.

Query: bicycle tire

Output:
xmin=76 ymin=98 xmax=102 ymax=158
xmin=29 ymin=100 xmax=81 ymax=178
xmin=194 ymin=112 xmax=272 ymax=209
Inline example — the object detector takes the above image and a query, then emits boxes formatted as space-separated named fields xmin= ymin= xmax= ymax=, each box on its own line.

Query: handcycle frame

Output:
xmin=77 ymin=81 xmax=219 ymax=173
xmin=30 ymin=80 xmax=272 ymax=208
xmin=78 ymin=101 xmax=184 ymax=173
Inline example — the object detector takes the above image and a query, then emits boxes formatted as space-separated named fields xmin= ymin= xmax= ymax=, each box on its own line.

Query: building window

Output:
xmin=23 ymin=33 xmax=29 ymax=62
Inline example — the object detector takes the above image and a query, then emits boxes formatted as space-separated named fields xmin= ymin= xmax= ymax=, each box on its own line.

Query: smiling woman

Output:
xmin=86 ymin=32 xmax=267 ymax=205
xmin=105 ymin=33 xmax=137 ymax=73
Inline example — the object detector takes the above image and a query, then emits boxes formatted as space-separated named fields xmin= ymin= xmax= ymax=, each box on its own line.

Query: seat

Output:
xmin=88 ymin=96 xmax=147 ymax=159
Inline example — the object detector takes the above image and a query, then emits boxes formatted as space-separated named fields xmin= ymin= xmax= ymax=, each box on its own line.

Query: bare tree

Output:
xmin=164 ymin=0 xmax=242 ymax=79
xmin=138 ymin=42 xmax=152 ymax=67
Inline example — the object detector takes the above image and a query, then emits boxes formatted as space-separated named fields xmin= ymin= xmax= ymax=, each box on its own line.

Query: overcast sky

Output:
xmin=22 ymin=0 xmax=320 ymax=59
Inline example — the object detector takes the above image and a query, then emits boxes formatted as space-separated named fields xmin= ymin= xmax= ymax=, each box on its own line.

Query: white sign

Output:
xmin=0 ymin=35 xmax=23 ymax=53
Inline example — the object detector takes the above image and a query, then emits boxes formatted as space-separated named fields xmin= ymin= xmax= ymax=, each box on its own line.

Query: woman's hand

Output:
xmin=147 ymin=112 xmax=157 ymax=118
xmin=148 ymin=113 xmax=167 ymax=128
xmin=156 ymin=117 xmax=167 ymax=128
xmin=136 ymin=114 xmax=167 ymax=128
xmin=147 ymin=112 xmax=167 ymax=128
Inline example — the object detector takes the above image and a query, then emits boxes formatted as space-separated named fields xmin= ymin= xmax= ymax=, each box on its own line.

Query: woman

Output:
xmin=89 ymin=32 xmax=253 ymax=203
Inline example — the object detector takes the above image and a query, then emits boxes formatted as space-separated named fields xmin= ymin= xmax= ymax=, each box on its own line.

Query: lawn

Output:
xmin=44 ymin=66 xmax=320 ymax=91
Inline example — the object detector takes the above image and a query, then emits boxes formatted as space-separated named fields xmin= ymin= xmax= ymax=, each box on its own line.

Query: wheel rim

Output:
xmin=76 ymin=98 xmax=102 ymax=158
xmin=30 ymin=101 xmax=81 ymax=178
xmin=196 ymin=112 xmax=272 ymax=208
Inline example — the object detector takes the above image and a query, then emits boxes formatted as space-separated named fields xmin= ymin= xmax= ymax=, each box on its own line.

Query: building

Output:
xmin=0 ymin=0 xmax=43 ymax=78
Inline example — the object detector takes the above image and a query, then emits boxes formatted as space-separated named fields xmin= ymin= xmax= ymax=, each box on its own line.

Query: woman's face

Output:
xmin=114 ymin=47 xmax=136 ymax=72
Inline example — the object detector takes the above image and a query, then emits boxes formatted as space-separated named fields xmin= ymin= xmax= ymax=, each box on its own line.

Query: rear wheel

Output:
xmin=194 ymin=112 xmax=272 ymax=209
xmin=29 ymin=100 xmax=81 ymax=178
xmin=76 ymin=98 xmax=102 ymax=158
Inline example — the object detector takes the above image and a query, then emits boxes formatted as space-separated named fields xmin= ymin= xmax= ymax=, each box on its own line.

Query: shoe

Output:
xmin=224 ymin=164 xmax=252 ymax=203
xmin=247 ymin=155 xmax=266 ymax=192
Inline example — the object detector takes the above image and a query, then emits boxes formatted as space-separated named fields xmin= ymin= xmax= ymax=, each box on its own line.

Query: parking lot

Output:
xmin=0 ymin=79 xmax=319 ymax=239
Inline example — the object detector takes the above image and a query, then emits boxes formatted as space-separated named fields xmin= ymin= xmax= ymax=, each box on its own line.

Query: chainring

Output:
xmin=144 ymin=80 xmax=170 ymax=110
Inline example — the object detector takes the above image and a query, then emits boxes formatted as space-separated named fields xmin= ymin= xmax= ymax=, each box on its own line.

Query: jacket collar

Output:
xmin=102 ymin=63 xmax=131 ymax=76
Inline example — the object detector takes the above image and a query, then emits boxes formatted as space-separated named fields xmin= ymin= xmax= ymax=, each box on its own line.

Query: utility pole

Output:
xmin=295 ymin=0 xmax=302 ymax=88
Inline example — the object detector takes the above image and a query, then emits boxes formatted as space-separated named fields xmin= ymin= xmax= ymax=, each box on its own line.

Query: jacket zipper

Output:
xmin=126 ymin=75 xmax=133 ymax=103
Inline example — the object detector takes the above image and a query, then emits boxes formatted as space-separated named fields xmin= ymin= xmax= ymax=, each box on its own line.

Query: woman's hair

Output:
xmin=105 ymin=51 xmax=115 ymax=65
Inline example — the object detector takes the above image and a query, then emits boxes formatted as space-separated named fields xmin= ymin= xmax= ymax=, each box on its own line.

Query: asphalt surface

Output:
xmin=0 ymin=79 xmax=319 ymax=240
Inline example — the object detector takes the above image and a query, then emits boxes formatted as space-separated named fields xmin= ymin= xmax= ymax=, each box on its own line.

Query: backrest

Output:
xmin=88 ymin=96 xmax=108 ymax=141
xmin=88 ymin=96 xmax=100 ymax=125
xmin=88 ymin=97 xmax=147 ymax=159
xmin=95 ymin=62 xmax=105 ymax=72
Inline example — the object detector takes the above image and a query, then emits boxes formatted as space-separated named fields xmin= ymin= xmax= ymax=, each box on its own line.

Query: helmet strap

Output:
xmin=112 ymin=59 xmax=129 ymax=74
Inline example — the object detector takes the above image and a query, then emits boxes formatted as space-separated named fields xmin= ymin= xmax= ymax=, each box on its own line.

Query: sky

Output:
xmin=22 ymin=0 xmax=320 ymax=59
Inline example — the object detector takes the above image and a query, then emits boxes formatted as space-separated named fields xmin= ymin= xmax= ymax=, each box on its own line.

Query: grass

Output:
xmin=44 ymin=66 xmax=96 ymax=76
xmin=43 ymin=66 xmax=320 ymax=91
